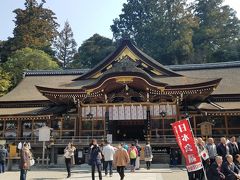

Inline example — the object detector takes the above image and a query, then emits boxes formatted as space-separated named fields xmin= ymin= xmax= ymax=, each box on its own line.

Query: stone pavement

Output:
xmin=0 ymin=167 xmax=188 ymax=180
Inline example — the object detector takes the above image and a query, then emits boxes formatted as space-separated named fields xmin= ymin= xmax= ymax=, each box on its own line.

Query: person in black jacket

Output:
xmin=217 ymin=137 xmax=230 ymax=161
xmin=207 ymin=156 xmax=225 ymax=180
xmin=228 ymin=136 xmax=239 ymax=158
xmin=222 ymin=154 xmax=240 ymax=180
xmin=88 ymin=139 xmax=102 ymax=180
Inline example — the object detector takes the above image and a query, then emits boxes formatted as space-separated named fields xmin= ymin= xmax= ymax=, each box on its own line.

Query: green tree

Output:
xmin=0 ymin=67 xmax=11 ymax=97
xmin=0 ymin=39 xmax=17 ymax=63
xmin=0 ymin=40 xmax=8 ymax=63
xmin=12 ymin=0 xmax=59 ymax=54
xmin=54 ymin=21 xmax=77 ymax=68
xmin=3 ymin=48 xmax=59 ymax=87
xmin=211 ymin=40 xmax=240 ymax=62
xmin=70 ymin=34 xmax=115 ymax=68
xmin=111 ymin=0 xmax=198 ymax=65
xmin=193 ymin=0 xmax=240 ymax=63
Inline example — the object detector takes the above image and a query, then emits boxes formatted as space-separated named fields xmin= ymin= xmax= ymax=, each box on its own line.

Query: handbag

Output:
xmin=30 ymin=159 xmax=35 ymax=166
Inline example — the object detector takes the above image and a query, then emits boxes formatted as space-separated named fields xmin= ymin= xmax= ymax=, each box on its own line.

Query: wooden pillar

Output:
xmin=3 ymin=119 xmax=6 ymax=139
xmin=225 ymin=114 xmax=228 ymax=137
xmin=75 ymin=101 xmax=79 ymax=136
xmin=31 ymin=119 xmax=34 ymax=141
xmin=104 ymin=105 xmax=109 ymax=139
xmin=50 ymin=145 xmax=55 ymax=165
xmin=193 ymin=115 xmax=197 ymax=135
xmin=17 ymin=118 xmax=21 ymax=140
xmin=60 ymin=117 xmax=63 ymax=138
xmin=78 ymin=101 xmax=82 ymax=137
xmin=175 ymin=95 xmax=181 ymax=121
xmin=147 ymin=105 xmax=151 ymax=143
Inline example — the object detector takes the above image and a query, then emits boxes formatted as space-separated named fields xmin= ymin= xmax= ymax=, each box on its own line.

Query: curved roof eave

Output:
xmin=35 ymin=76 xmax=221 ymax=96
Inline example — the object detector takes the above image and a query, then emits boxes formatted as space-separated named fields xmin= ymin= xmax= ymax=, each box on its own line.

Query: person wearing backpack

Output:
xmin=128 ymin=143 xmax=138 ymax=172
xmin=0 ymin=144 xmax=8 ymax=173
xmin=144 ymin=142 xmax=153 ymax=170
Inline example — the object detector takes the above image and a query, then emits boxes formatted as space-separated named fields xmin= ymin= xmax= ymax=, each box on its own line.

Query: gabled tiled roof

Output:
xmin=170 ymin=62 xmax=240 ymax=95
xmin=198 ymin=101 xmax=240 ymax=110
xmin=0 ymin=105 xmax=67 ymax=117
xmin=0 ymin=107 xmax=46 ymax=115
xmin=0 ymin=75 xmax=82 ymax=102
xmin=168 ymin=61 xmax=240 ymax=71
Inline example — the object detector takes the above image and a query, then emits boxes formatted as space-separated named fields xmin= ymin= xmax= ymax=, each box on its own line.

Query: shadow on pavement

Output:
xmin=32 ymin=175 xmax=92 ymax=180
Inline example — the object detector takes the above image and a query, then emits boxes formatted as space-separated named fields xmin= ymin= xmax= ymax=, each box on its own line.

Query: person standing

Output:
xmin=144 ymin=142 xmax=153 ymax=170
xmin=197 ymin=138 xmax=210 ymax=180
xmin=0 ymin=145 xmax=8 ymax=173
xmin=99 ymin=142 xmax=105 ymax=171
xmin=102 ymin=141 xmax=115 ymax=177
xmin=228 ymin=136 xmax=239 ymax=158
xmin=114 ymin=143 xmax=130 ymax=180
xmin=64 ymin=143 xmax=76 ymax=178
xmin=128 ymin=143 xmax=138 ymax=172
xmin=135 ymin=140 xmax=141 ymax=170
xmin=217 ymin=137 xmax=230 ymax=161
xmin=88 ymin=139 xmax=102 ymax=180
xmin=19 ymin=143 xmax=31 ymax=180
xmin=206 ymin=138 xmax=218 ymax=164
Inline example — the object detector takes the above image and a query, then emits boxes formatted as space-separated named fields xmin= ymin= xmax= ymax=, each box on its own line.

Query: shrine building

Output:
xmin=0 ymin=40 xmax=240 ymax=164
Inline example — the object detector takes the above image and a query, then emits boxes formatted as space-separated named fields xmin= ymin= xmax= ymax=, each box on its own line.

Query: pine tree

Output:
xmin=54 ymin=21 xmax=77 ymax=68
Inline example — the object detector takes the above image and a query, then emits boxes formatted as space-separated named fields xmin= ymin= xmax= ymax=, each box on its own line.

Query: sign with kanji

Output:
xmin=171 ymin=119 xmax=203 ymax=172
xmin=198 ymin=122 xmax=213 ymax=136
xmin=38 ymin=126 xmax=52 ymax=141
xmin=107 ymin=134 xmax=112 ymax=144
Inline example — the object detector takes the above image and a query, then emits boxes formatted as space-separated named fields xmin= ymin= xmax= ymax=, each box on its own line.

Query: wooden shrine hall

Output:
xmin=0 ymin=39 xmax=240 ymax=164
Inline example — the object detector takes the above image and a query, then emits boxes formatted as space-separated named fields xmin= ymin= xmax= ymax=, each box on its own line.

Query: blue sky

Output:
xmin=0 ymin=0 xmax=239 ymax=46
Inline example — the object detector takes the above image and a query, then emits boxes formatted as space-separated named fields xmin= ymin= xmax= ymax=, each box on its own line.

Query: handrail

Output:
xmin=3 ymin=134 xmax=231 ymax=145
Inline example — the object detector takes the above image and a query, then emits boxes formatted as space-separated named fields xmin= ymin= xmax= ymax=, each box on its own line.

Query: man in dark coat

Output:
xmin=207 ymin=156 xmax=225 ymax=180
xmin=222 ymin=155 xmax=240 ymax=180
xmin=228 ymin=136 xmax=239 ymax=158
xmin=88 ymin=139 xmax=102 ymax=180
xmin=217 ymin=137 xmax=230 ymax=161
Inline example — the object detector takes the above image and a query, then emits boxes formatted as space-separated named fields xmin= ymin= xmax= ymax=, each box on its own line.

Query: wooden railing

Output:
xmin=3 ymin=134 xmax=227 ymax=146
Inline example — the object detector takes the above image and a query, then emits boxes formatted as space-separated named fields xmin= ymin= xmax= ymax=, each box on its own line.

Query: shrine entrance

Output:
xmin=111 ymin=120 xmax=145 ymax=141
